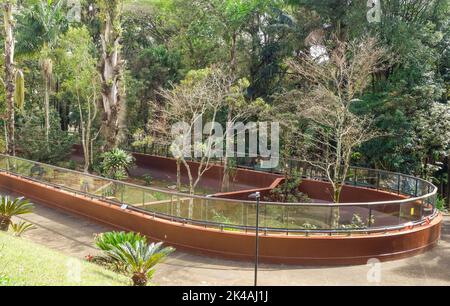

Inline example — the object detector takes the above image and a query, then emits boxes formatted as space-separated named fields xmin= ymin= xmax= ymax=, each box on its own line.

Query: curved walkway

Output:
xmin=11 ymin=195 xmax=450 ymax=286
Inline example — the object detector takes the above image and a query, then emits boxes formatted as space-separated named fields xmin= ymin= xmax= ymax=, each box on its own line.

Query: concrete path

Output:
xmin=13 ymin=200 xmax=450 ymax=286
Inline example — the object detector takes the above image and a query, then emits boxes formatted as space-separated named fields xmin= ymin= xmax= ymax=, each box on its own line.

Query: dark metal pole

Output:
xmin=248 ymin=192 xmax=261 ymax=287
xmin=254 ymin=192 xmax=261 ymax=287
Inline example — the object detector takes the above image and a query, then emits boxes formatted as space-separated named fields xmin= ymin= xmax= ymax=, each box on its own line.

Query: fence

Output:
xmin=0 ymin=154 xmax=438 ymax=235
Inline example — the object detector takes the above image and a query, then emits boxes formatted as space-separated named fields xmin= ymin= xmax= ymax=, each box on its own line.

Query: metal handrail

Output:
xmin=0 ymin=154 xmax=439 ymax=234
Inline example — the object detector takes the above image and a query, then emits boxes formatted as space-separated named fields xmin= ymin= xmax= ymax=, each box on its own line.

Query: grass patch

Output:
xmin=0 ymin=232 xmax=130 ymax=286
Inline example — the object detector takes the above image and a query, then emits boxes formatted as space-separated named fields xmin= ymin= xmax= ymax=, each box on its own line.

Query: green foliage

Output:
xmin=436 ymin=196 xmax=448 ymax=212
xmin=100 ymin=149 xmax=135 ymax=180
xmin=95 ymin=231 xmax=147 ymax=251
xmin=14 ymin=70 xmax=25 ymax=110
xmin=16 ymin=0 xmax=70 ymax=55
xmin=0 ymin=197 xmax=34 ymax=232
xmin=16 ymin=108 xmax=76 ymax=164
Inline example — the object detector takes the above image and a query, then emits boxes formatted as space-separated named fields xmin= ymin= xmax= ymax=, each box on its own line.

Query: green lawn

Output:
xmin=0 ymin=232 xmax=130 ymax=286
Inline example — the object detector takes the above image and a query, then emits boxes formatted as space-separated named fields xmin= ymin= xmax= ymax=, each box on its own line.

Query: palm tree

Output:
xmin=104 ymin=241 xmax=175 ymax=286
xmin=0 ymin=196 xmax=34 ymax=231
xmin=17 ymin=0 xmax=69 ymax=143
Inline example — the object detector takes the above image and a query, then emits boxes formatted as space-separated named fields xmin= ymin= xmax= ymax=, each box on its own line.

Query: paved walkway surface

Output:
xmin=13 ymin=200 xmax=450 ymax=286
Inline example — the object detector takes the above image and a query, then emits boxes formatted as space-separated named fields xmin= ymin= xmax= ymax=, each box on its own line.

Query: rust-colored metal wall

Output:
xmin=0 ymin=172 xmax=441 ymax=266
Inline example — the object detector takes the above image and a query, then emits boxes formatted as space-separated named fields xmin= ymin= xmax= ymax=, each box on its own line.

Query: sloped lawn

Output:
xmin=0 ymin=232 xmax=129 ymax=286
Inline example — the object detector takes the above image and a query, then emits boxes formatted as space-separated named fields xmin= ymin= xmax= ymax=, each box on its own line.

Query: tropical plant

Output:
xmin=10 ymin=221 xmax=34 ymax=237
xmin=100 ymin=149 xmax=135 ymax=180
xmin=103 ymin=241 xmax=175 ymax=286
xmin=0 ymin=197 xmax=34 ymax=231
xmin=17 ymin=0 xmax=70 ymax=144
xmin=95 ymin=231 xmax=147 ymax=252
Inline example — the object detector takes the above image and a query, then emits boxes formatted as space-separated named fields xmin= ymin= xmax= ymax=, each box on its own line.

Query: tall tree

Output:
xmin=2 ymin=1 xmax=16 ymax=155
xmin=17 ymin=0 xmax=69 ymax=144
xmin=285 ymin=36 xmax=391 ymax=227
xmin=97 ymin=0 xmax=125 ymax=151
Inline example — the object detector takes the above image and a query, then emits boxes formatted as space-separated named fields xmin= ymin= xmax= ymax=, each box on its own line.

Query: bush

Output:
xmin=100 ymin=149 xmax=135 ymax=180
xmin=436 ymin=196 xmax=448 ymax=212
xmin=16 ymin=109 xmax=76 ymax=164
xmin=142 ymin=174 xmax=153 ymax=186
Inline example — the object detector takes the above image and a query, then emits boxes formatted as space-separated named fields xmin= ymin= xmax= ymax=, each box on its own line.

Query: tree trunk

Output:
xmin=176 ymin=158 xmax=181 ymax=191
xmin=0 ymin=216 xmax=11 ymax=231
xmin=221 ymin=109 xmax=233 ymax=192
xmin=220 ymin=32 xmax=238 ymax=192
xmin=3 ymin=1 xmax=15 ymax=156
xmin=99 ymin=2 xmax=124 ymax=152
xmin=131 ymin=272 xmax=148 ymax=287
xmin=447 ymin=155 xmax=450 ymax=208
xmin=44 ymin=76 xmax=50 ymax=143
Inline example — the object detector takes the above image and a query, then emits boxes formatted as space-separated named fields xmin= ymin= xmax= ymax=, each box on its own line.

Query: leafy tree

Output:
xmin=16 ymin=107 xmax=75 ymax=163
xmin=16 ymin=0 xmax=70 ymax=144
xmin=56 ymin=26 xmax=100 ymax=172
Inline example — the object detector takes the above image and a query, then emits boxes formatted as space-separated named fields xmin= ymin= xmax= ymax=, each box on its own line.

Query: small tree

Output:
xmin=57 ymin=26 xmax=101 ymax=172
xmin=286 ymin=36 xmax=391 ymax=228
xmin=156 ymin=68 xmax=234 ymax=194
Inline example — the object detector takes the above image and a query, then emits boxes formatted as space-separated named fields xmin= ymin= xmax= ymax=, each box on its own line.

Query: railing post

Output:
xmin=368 ymin=207 xmax=373 ymax=228
xmin=376 ymin=172 xmax=381 ymax=190
xmin=397 ymin=174 xmax=401 ymax=195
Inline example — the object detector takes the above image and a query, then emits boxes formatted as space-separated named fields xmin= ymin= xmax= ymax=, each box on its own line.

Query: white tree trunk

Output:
xmin=3 ymin=1 xmax=15 ymax=156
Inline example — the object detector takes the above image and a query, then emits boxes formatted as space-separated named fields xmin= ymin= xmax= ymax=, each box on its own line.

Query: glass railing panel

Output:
xmin=202 ymin=199 xmax=245 ymax=226
xmin=369 ymin=203 xmax=402 ymax=227
xmin=398 ymin=200 xmax=423 ymax=224
xmin=336 ymin=204 xmax=372 ymax=230
xmin=378 ymin=172 xmax=400 ymax=193
xmin=284 ymin=204 xmax=331 ymax=230
xmin=400 ymin=176 xmax=416 ymax=196
xmin=142 ymin=190 xmax=172 ymax=215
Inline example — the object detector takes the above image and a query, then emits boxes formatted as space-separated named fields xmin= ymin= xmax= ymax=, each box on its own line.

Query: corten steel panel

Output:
xmin=299 ymin=180 xmax=407 ymax=203
xmin=0 ymin=173 xmax=441 ymax=266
